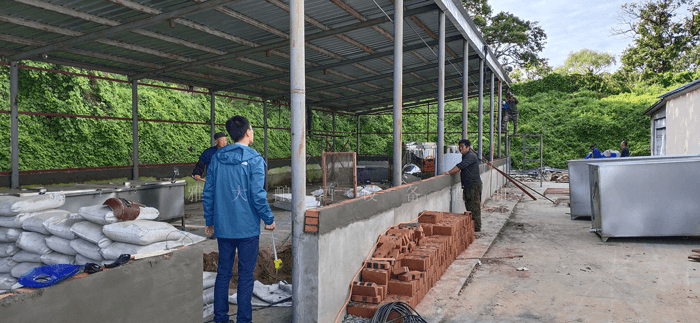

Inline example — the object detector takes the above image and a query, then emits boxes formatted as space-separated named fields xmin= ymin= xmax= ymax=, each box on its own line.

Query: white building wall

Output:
xmin=666 ymin=89 xmax=700 ymax=155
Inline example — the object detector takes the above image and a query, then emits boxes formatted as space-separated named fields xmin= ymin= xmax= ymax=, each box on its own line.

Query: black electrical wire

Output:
xmin=370 ymin=301 xmax=427 ymax=323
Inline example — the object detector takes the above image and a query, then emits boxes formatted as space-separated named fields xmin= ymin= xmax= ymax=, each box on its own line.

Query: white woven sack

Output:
xmin=0 ymin=193 xmax=65 ymax=216
xmin=44 ymin=216 xmax=82 ymax=239
xmin=99 ymin=241 xmax=181 ymax=260
xmin=75 ymin=254 xmax=109 ymax=266
xmin=22 ymin=210 xmax=71 ymax=234
xmin=0 ymin=273 xmax=17 ymax=289
xmin=102 ymin=220 xmax=183 ymax=245
xmin=40 ymin=253 xmax=76 ymax=265
xmin=0 ymin=214 xmax=32 ymax=229
xmin=203 ymin=287 xmax=215 ymax=305
xmin=71 ymin=221 xmax=112 ymax=248
xmin=16 ymin=232 xmax=52 ymax=255
xmin=203 ymin=271 xmax=216 ymax=290
xmin=12 ymin=250 xmax=43 ymax=263
xmin=0 ymin=257 xmax=17 ymax=273
xmin=45 ymin=235 xmax=77 ymax=255
xmin=70 ymin=238 xmax=103 ymax=261
xmin=0 ymin=243 xmax=20 ymax=257
xmin=11 ymin=262 xmax=43 ymax=278
xmin=80 ymin=205 xmax=160 ymax=225
xmin=0 ymin=228 xmax=21 ymax=242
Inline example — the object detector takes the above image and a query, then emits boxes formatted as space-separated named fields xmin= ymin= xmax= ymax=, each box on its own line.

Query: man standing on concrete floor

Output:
xmin=202 ymin=116 xmax=275 ymax=323
xmin=192 ymin=132 xmax=228 ymax=182
xmin=443 ymin=139 xmax=483 ymax=232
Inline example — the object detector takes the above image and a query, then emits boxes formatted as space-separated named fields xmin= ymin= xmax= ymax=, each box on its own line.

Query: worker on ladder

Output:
xmin=501 ymin=92 xmax=519 ymax=135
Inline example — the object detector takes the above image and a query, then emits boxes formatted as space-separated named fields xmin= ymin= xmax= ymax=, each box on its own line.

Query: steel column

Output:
xmin=462 ymin=41 xmax=468 ymax=139
xmin=263 ymin=100 xmax=269 ymax=191
xmin=290 ymin=0 xmax=307 ymax=321
xmin=131 ymin=80 xmax=139 ymax=180
xmin=497 ymin=79 xmax=502 ymax=157
xmin=477 ymin=54 xmax=484 ymax=161
xmin=356 ymin=115 xmax=360 ymax=154
xmin=210 ymin=92 xmax=216 ymax=146
xmin=489 ymin=71 xmax=494 ymax=161
xmin=10 ymin=61 xmax=19 ymax=189
xmin=332 ymin=112 xmax=336 ymax=151
xmin=436 ymin=11 xmax=445 ymax=174
xmin=392 ymin=0 xmax=404 ymax=187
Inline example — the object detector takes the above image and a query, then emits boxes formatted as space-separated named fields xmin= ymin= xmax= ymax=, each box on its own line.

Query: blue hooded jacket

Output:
xmin=202 ymin=143 xmax=274 ymax=239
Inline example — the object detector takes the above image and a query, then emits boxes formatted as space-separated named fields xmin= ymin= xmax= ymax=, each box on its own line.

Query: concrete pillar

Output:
xmin=263 ymin=100 xmax=269 ymax=191
xmin=437 ymin=11 xmax=445 ymax=174
xmin=489 ymin=71 xmax=494 ymax=161
xmin=497 ymin=79 xmax=502 ymax=157
xmin=210 ymin=92 xmax=216 ymax=147
xmin=462 ymin=41 xmax=468 ymax=140
xmin=289 ymin=0 xmax=307 ymax=321
xmin=477 ymin=53 xmax=484 ymax=161
xmin=10 ymin=61 xmax=19 ymax=189
xmin=392 ymin=0 xmax=403 ymax=187
xmin=132 ymin=80 xmax=139 ymax=180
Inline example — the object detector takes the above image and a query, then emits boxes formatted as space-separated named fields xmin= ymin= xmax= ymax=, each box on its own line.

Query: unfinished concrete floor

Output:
xmin=427 ymin=182 xmax=700 ymax=323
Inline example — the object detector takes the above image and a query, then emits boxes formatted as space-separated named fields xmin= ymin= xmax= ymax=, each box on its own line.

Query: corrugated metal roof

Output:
xmin=644 ymin=78 xmax=700 ymax=115
xmin=0 ymin=0 xmax=510 ymax=114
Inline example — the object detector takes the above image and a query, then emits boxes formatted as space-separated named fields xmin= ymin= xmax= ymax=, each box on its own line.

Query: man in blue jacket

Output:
xmin=589 ymin=145 xmax=604 ymax=159
xmin=192 ymin=132 xmax=228 ymax=182
xmin=202 ymin=116 xmax=275 ymax=323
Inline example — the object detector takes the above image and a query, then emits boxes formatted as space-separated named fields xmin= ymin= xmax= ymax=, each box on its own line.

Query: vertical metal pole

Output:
xmin=489 ymin=71 xmax=494 ymax=162
xmin=477 ymin=53 xmax=484 ymax=161
xmin=426 ymin=103 xmax=429 ymax=142
xmin=290 ymin=0 xmax=306 ymax=321
xmin=540 ymin=134 xmax=543 ymax=187
xmin=462 ymin=41 xmax=468 ymax=140
xmin=10 ymin=61 xmax=19 ymax=189
xmin=264 ymin=100 xmax=269 ymax=191
xmin=210 ymin=92 xmax=216 ymax=146
xmin=497 ymin=80 xmax=502 ymax=157
xmin=392 ymin=0 xmax=403 ymax=187
xmin=522 ymin=136 xmax=526 ymax=171
xmin=332 ymin=112 xmax=336 ymax=151
xmin=131 ymin=80 xmax=139 ymax=181
xmin=356 ymin=115 xmax=360 ymax=154
xmin=437 ymin=11 xmax=445 ymax=174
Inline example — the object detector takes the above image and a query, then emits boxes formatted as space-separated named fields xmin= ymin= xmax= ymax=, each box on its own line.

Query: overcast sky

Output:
xmin=488 ymin=0 xmax=634 ymax=70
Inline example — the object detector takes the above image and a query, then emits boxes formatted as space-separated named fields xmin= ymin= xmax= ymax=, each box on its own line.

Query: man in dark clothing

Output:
xmin=443 ymin=139 xmax=483 ymax=232
xmin=501 ymin=92 xmax=519 ymax=135
xmin=621 ymin=141 xmax=630 ymax=157
xmin=192 ymin=132 xmax=228 ymax=182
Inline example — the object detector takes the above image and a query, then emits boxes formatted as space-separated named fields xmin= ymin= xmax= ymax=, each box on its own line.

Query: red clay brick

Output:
xmin=397 ymin=271 xmax=425 ymax=282
xmin=393 ymin=266 xmax=409 ymax=275
xmin=362 ymin=268 xmax=390 ymax=285
xmin=402 ymin=255 xmax=429 ymax=271
xmin=365 ymin=259 xmax=392 ymax=271
xmin=304 ymin=217 xmax=319 ymax=225
xmin=418 ymin=211 xmax=443 ymax=224
xmin=304 ymin=225 xmax=317 ymax=233
xmin=352 ymin=282 xmax=381 ymax=297
xmin=433 ymin=223 xmax=456 ymax=236
xmin=388 ymin=279 xmax=417 ymax=297
xmin=305 ymin=209 xmax=319 ymax=218
xmin=351 ymin=295 xmax=382 ymax=304
xmin=347 ymin=302 xmax=378 ymax=318
xmin=420 ymin=223 xmax=433 ymax=236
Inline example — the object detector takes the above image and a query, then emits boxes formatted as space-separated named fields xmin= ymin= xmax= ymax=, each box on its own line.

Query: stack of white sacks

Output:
xmin=0 ymin=194 xmax=203 ymax=293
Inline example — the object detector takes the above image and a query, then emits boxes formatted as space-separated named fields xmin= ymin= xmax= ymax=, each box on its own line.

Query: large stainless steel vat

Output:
xmin=567 ymin=154 xmax=700 ymax=220
xmin=588 ymin=159 xmax=700 ymax=242
xmin=0 ymin=180 xmax=186 ymax=221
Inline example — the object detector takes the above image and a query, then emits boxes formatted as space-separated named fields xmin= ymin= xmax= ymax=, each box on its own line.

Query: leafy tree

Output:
xmin=461 ymin=0 xmax=548 ymax=69
xmin=510 ymin=62 xmax=553 ymax=83
xmin=613 ymin=0 xmax=700 ymax=73
xmin=555 ymin=49 xmax=617 ymax=75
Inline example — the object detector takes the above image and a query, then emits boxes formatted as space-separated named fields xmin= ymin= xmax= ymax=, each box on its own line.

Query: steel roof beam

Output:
xmin=340 ymin=84 xmax=464 ymax=111
xmin=128 ymin=3 xmax=438 ymax=80
xmin=11 ymin=0 xmax=238 ymax=61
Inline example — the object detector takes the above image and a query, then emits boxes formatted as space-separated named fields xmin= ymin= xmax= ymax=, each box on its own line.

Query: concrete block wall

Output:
xmin=0 ymin=245 xmax=202 ymax=323
xmin=300 ymin=158 xmax=508 ymax=322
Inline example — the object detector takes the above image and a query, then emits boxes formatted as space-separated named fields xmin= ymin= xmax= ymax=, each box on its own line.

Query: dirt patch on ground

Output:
xmin=203 ymin=244 xmax=293 ymax=288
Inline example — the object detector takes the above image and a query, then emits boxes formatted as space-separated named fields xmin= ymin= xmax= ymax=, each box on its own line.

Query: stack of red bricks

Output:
xmin=347 ymin=211 xmax=475 ymax=318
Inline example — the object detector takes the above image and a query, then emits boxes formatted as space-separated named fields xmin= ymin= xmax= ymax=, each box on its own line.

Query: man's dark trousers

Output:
xmin=214 ymin=235 xmax=259 ymax=323
xmin=463 ymin=183 xmax=482 ymax=231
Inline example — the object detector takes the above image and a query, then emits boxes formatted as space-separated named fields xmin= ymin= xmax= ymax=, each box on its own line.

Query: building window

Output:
xmin=653 ymin=117 xmax=666 ymax=156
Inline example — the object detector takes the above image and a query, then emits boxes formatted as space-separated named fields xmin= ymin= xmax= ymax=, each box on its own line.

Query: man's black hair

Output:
xmin=226 ymin=115 xmax=251 ymax=142
xmin=590 ymin=144 xmax=595 ymax=149
xmin=458 ymin=139 xmax=471 ymax=147
xmin=622 ymin=140 xmax=628 ymax=146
